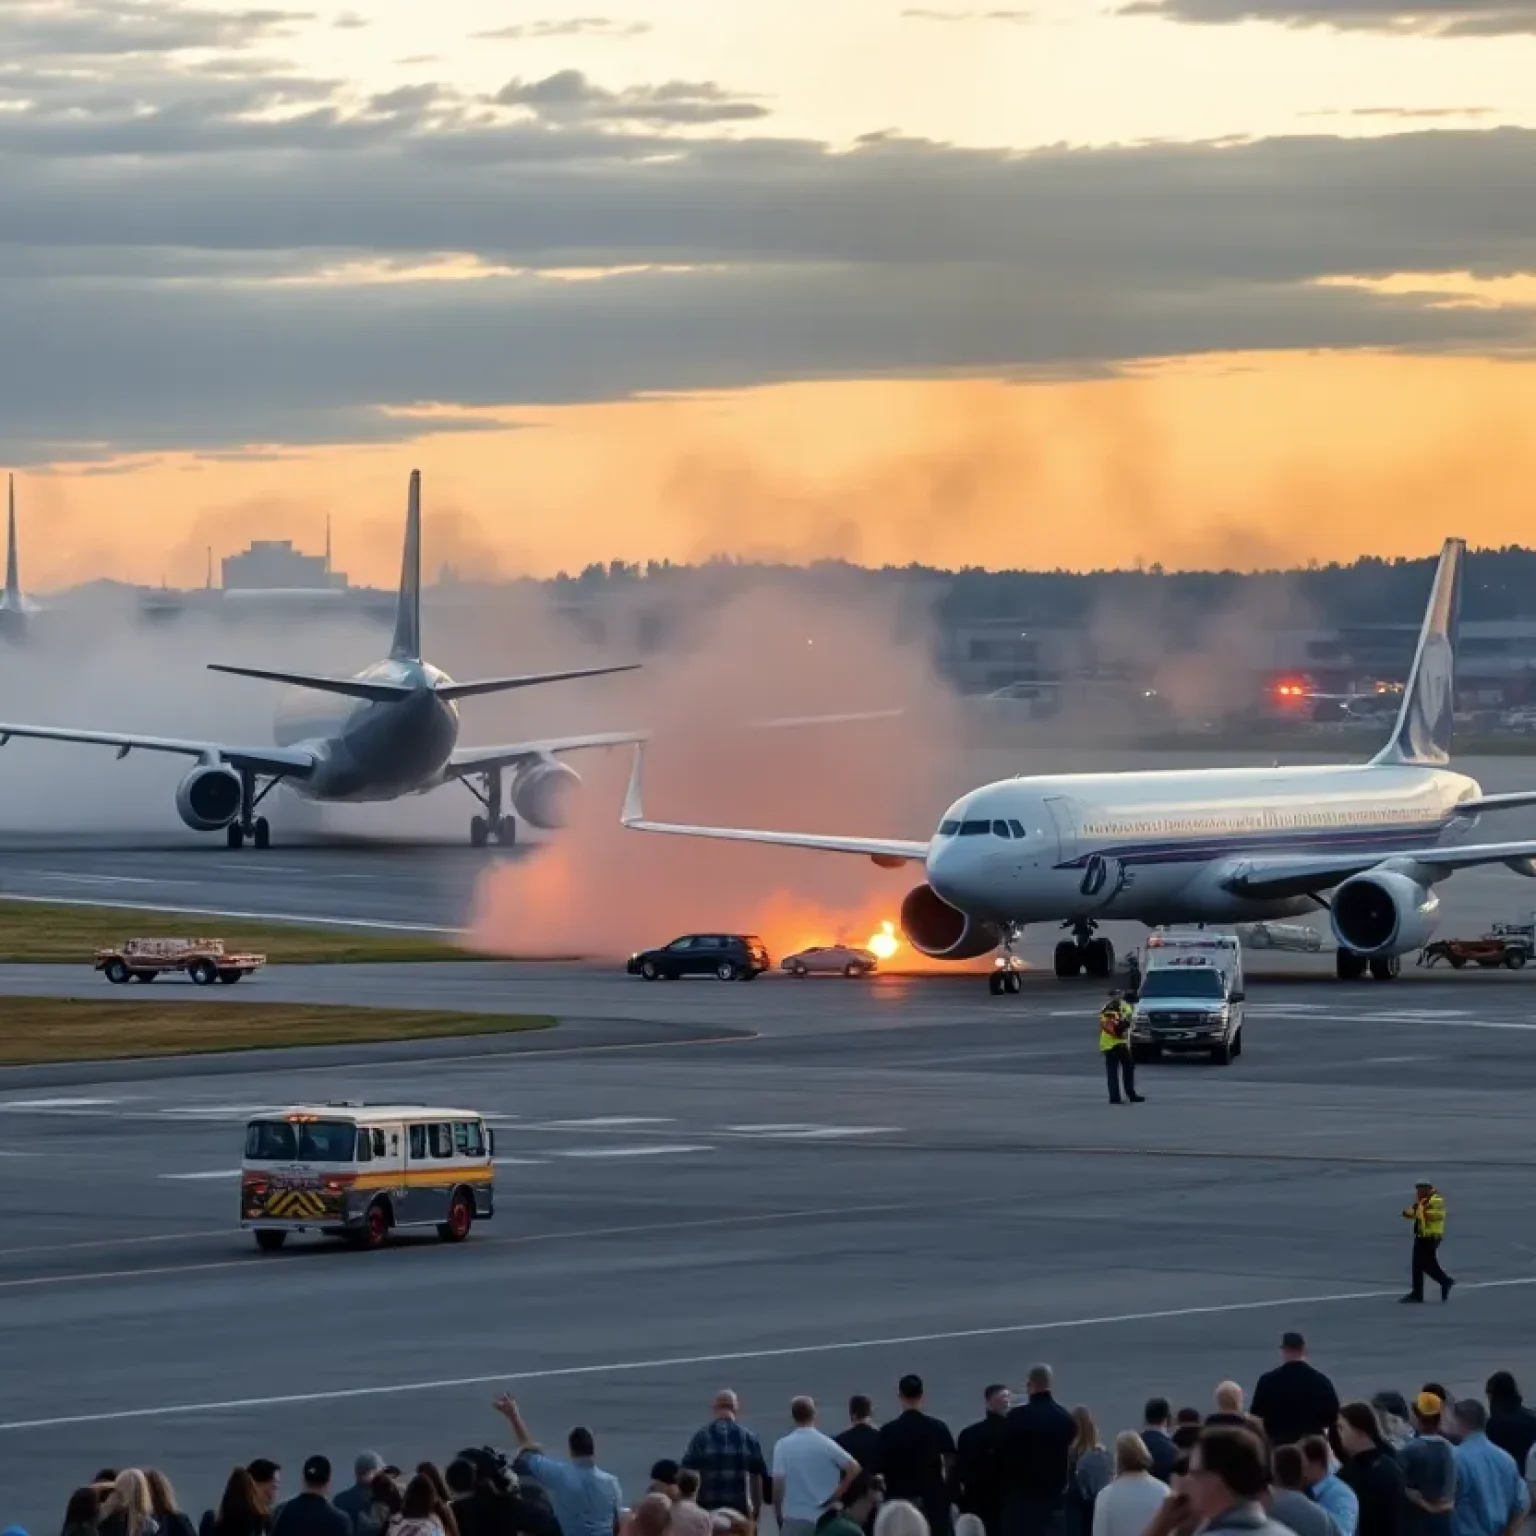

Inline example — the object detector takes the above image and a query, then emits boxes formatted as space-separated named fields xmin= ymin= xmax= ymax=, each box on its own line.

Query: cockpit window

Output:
xmin=959 ymin=819 xmax=990 ymax=836
xmin=939 ymin=820 xmax=960 ymax=836
xmin=1009 ymin=819 xmax=1027 ymax=839
xmin=992 ymin=820 xmax=1011 ymax=839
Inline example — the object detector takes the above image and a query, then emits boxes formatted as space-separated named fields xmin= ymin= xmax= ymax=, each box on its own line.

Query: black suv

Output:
xmin=627 ymin=934 xmax=770 ymax=981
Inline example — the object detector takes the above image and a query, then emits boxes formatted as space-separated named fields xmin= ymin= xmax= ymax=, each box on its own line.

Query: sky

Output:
xmin=3 ymin=0 xmax=1535 ymax=587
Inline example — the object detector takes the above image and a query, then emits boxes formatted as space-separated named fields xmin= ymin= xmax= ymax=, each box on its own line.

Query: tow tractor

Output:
xmin=95 ymin=937 xmax=267 ymax=986
xmin=1418 ymin=934 xmax=1530 ymax=970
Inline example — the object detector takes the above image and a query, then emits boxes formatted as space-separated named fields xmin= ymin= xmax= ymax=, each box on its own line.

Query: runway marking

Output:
xmin=492 ymin=1157 xmax=549 ymax=1166
xmin=8 ymin=1273 xmax=1536 ymax=1432
xmin=550 ymin=1144 xmax=708 ymax=1159
xmin=537 ymin=1117 xmax=676 ymax=1128
xmin=0 ymin=1097 xmax=120 ymax=1109
xmin=1365 ymin=1055 xmax=1434 ymax=1065
xmin=157 ymin=1106 xmax=283 ymax=1118
xmin=0 ymin=893 xmax=459 ymax=935
xmin=159 ymin=1169 xmax=241 ymax=1181
xmin=723 ymin=1124 xmax=899 ymax=1139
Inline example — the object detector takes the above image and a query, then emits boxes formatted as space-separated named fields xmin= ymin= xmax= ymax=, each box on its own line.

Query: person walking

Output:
xmin=1098 ymin=992 xmax=1143 ymax=1106
xmin=1401 ymin=1180 xmax=1454 ymax=1304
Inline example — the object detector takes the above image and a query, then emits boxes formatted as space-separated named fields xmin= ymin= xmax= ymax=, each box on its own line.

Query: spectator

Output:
xmin=873 ymin=1505 xmax=928 ymax=1536
xmin=1270 ymin=1444 xmax=1342 ymax=1536
xmin=1171 ymin=1426 xmax=1293 ymax=1536
xmin=621 ymin=1497 xmax=670 ymax=1536
xmin=1337 ymin=1403 xmax=1406 ymax=1536
xmin=273 ymin=1459 xmax=351 ymax=1536
xmin=494 ymin=1396 xmax=623 ymax=1536
xmin=1303 ymin=1435 xmax=1361 ymax=1536
xmin=1172 ymin=1428 xmax=1203 ymax=1459
xmin=1000 ymin=1365 xmax=1076 ymax=1536
xmin=251 ymin=1470 xmax=284 ymax=1521
xmin=101 ymin=1473 xmax=160 ymax=1536
xmin=393 ymin=1476 xmax=453 ymax=1536
xmin=416 ymin=1472 xmax=454 ymax=1515
xmin=1066 ymin=1410 xmax=1112 ymax=1536
xmin=682 ymin=1392 xmax=769 ymax=1520
xmin=670 ymin=1472 xmax=713 ymax=1536
xmin=954 ymin=1387 xmax=1012 ymax=1536
xmin=145 ymin=1475 xmax=197 ymax=1536
xmin=1486 ymin=1379 xmax=1536 ymax=1475
xmin=648 ymin=1467 xmax=682 ymax=1501
xmin=1451 ymin=1400 xmax=1529 ymax=1536
xmin=444 ymin=1455 xmax=557 ymax=1536
xmin=335 ymin=1458 xmax=388 ymax=1536
xmin=1208 ymin=1386 xmax=1250 ymax=1431
xmin=1374 ymin=1398 xmax=1416 ymax=1455
xmin=840 ymin=1396 xmax=883 ymax=1510
xmin=1399 ymin=1393 xmax=1456 ymax=1536
xmin=456 ymin=1454 xmax=553 ymax=1532
xmin=1425 ymin=1391 xmax=1461 ymax=1446
xmin=818 ymin=1479 xmax=886 ymax=1536
xmin=367 ymin=1481 xmax=402 ymax=1536
xmin=875 ymin=1376 xmax=955 ymax=1536
xmin=772 ymin=1397 xmax=861 ymax=1536
xmin=1252 ymin=1335 xmax=1341 ymax=1448
xmin=1175 ymin=1412 xmax=1202 ymax=1432
xmin=1090 ymin=1433 xmax=1167 ymax=1536
xmin=1141 ymin=1403 xmax=1177 ymax=1485
xmin=63 ymin=1487 xmax=103 ymax=1536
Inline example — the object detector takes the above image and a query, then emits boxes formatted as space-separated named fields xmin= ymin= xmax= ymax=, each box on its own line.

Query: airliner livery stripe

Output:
xmin=1053 ymin=818 xmax=1455 ymax=869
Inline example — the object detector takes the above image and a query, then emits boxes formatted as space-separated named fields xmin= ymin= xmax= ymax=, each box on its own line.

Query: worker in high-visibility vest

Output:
xmin=1099 ymin=990 xmax=1144 ymax=1105
xmin=1400 ymin=1180 xmax=1454 ymax=1303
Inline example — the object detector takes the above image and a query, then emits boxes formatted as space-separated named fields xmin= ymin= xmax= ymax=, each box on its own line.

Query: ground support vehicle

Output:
xmin=96 ymin=937 xmax=266 ymax=986
xmin=1418 ymin=936 xmax=1530 ymax=970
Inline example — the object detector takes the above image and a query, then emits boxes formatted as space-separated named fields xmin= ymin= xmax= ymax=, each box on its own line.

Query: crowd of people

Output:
xmin=14 ymin=1338 xmax=1536 ymax=1536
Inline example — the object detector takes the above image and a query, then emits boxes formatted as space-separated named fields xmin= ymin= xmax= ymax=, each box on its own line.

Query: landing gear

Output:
xmin=989 ymin=923 xmax=1025 ymax=994
xmin=463 ymin=769 xmax=516 ymax=847
xmin=1369 ymin=954 xmax=1400 ymax=981
xmin=1336 ymin=949 xmax=1368 ymax=980
xmin=1337 ymin=949 xmax=1398 ymax=981
xmin=225 ymin=770 xmax=280 ymax=850
xmin=1053 ymin=921 xmax=1115 ymax=979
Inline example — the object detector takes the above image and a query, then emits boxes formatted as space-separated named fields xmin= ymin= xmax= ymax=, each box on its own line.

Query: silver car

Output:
xmin=781 ymin=944 xmax=879 ymax=978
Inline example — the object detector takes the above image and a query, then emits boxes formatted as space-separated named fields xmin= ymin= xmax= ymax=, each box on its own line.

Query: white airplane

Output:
xmin=0 ymin=475 xmax=40 ymax=638
xmin=0 ymin=470 xmax=644 ymax=848
xmin=623 ymin=536 xmax=1536 ymax=988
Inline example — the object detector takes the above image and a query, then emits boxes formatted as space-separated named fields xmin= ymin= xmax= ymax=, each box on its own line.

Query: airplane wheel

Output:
xmin=494 ymin=817 xmax=516 ymax=845
xmin=253 ymin=817 xmax=270 ymax=850
xmin=1336 ymin=949 xmax=1368 ymax=980
xmin=989 ymin=971 xmax=1005 ymax=996
xmin=226 ymin=823 xmax=244 ymax=849
xmin=1053 ymin=941 xmax=1082 ymax=979
xmin=1369 ymin=955 xmax=1400 ymax=981
xmin=470 ymin=815 xmax=488 ymax=848
xmin=1006 ymin=971 xmax=1023 ymax=994
xmin=1084 ymin=937 xmax=1116 ymax=978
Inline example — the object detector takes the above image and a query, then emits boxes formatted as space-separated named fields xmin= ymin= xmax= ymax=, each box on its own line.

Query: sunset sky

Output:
xmin=4 ymin=0 xmax=1535 ymax=588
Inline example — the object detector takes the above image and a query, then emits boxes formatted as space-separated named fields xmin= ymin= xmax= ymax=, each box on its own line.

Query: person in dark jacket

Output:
xmin=838 ymin=1396 xmax=883 ymax=1511
xmin=1337 ymin=1403 xmax=1406 ymax=1536
xmin=1484 ymin=1374 xmax=1536 ymax=1472
xmin=444 ymin=1458 xmax=558 ymax=1536
xmin=954 ymin=1386 xmax=1013 ymax=1536
xmin=271 ymin=1460 xmax=349 ymax=1536
xmin=1001 ymin=1366 xmax=1076 ymax=1536
xmin=1252 ymin=1335 xmax=1341 ymax=1448
xmin=876 ymin=1375 xmax=956 ymax=1536
xmin=1139 ymin=1402 xmax=1177 ymax=1485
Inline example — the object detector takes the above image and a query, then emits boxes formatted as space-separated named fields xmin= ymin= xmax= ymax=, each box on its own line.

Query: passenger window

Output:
xmin=455 ymin=1121 xmax=485 ymax=1157
xmin=1009 ymin=820 xmax=1027 ymax=839
xmin=409 ymin=1124 xmax=427 ymax=1160
xmin=372 ymin=1129 xmax=387 ymax=1158
xmin=992 ymin=820 xmax=1011 ymax=838
xmin=668 ymin=937 xmax=693 ymax=950
xmin=429 ymin=1123 xmax=454 ymax=1159
xmin=355 ymin=1129 xmax=373 ymax=1163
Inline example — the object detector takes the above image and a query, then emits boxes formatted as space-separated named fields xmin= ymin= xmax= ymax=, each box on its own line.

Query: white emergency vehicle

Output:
xmin=1129 ymin=931 xmax=1245 ymax=1066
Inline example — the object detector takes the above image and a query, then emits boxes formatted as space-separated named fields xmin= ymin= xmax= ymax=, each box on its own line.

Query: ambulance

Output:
xmin=1128 ymin=931 xmax=1246 ymax=1066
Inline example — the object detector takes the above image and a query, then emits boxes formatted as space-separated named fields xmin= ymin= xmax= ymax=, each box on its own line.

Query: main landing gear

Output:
xmin=225 ymin=768 xmax=280 ymax=849
xmin=462 ymin=766 xmax=516 ymax=848
xmin=989 ymin=924 xmax=1026 ymax=995
xmin=1054 ymin=919 xmax=1116 ymax=980
xmin=1337 ymin=950 xmax=1400 ymax=981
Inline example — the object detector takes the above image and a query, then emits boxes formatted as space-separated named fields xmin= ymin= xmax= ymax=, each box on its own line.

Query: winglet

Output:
xmin=622 ymin=743 xmax=646 ymax=826
xmin=1372 ymin=537 xmax=1462 ymax=768
xmin=390 ymin=469 xmax=422 ymax=661
xmin=5 ymin=474 xmax=18 ymax=606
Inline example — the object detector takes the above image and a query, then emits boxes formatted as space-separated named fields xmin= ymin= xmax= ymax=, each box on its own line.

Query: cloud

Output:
xmin=901 ymin=7 xmax=1032 ymax=18
xmin=1305 ymin=106 xmax=1496 ymax=119
xmin=0 ymin=0 xmax=311 ymax=58
xmin=1118 ymin=0 xmax=1536 ymax=37
xmin=475 ymin=17 xmax=653 ymax=40
xmin=493 ymin=70 xmax=769 ymax=125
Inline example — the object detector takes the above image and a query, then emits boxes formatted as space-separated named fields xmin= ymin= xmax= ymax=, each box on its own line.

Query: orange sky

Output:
xmin=23 ymin=349 xmax=1536 ymax=591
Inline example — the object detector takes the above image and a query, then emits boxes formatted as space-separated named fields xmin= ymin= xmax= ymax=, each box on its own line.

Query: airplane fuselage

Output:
xmin=273 ymin=658 xmax=461 ymax=802
xmin=925 ymin=761 xmax=1482 ymax=927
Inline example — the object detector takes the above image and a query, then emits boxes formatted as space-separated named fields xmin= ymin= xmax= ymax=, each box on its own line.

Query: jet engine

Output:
xmin=1331 ymin=869 xmax=1440 ymax=956
xmin=900 ymin=882 xmax=1003 ymax=960
xmin=510 ymin=759 xmax=581 ymax=829
xmin=175 ymin=765 xmax=243 ymax=831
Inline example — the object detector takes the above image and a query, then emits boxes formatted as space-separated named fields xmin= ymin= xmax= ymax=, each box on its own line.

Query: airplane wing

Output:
xmin=0 ymin=722 xmax=316 ymax=778
xmin=1222 ymin=839 xmax=1536 ymax=901
xmin=1458 ymin=791 xmax=1536 ymax=815
xmin=619 ymin=744 xmax=930 ymax=866
xmin=445 ymin=731 xmax=650 ymax=778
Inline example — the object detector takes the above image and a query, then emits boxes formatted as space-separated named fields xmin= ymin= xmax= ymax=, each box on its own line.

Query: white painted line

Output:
xmin=0 ymin=1149 xmax=39 ymax=1158
xmin=538 ymin=1117 xmax=676 ymax=1128
xmin=733 ymin=1127 xmax=900 ymax=1140
xmin=7 ymin=1274 xmax=1536 ymax=1432
xmin=0 ymin=893 xmax=459 ymax=935
xmin=157 ymin=1106 xmax=282 ymax=1118
xmin=0 ymin=1097 xmax=119 ymax=1109
xmin=724 ymin=1123 xmax=830 ymax=1133
xmin=492 ymin=1157 xmax=549 ymax=1166
xmin=551 ymin=1145 xmax=708 ymax=1159
xmin=1365 ymin=1055 xmax=1434 ymax=1065
xmin=159 ymin=1169 xmax=241 ymax=1181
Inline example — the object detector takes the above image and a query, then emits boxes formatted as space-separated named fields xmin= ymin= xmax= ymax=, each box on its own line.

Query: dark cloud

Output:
xmin=1119 ymin=0 xmax=1536 ymax=36
xmin=0 ymin=0 xmax=310 ymax=58
xmin=494 ymin=70 xmax=769 ymax=125
xmin=475 ymin=17 xmax=653 ymax=40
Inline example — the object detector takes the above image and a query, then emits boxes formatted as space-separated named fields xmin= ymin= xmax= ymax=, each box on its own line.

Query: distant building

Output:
xmin=222 ymin=534 xmax=347 ymax=592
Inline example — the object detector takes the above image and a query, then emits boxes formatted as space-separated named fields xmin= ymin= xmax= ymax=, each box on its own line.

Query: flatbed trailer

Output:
xmin=95 ymin=937 xmax=267 ymax=986
xmin=1418 ymin=936 xmax=1529 ymax=970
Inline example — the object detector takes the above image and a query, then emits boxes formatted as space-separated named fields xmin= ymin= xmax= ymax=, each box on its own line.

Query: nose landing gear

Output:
xmin=1053 ymin=920 xmax=1116 ymax=979
xmin=989 ymin=924 xmax=1026 ymax=995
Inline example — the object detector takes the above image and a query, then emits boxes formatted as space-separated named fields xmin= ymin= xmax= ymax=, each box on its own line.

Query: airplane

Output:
xmin=621 ymin=536 xmax=1536 ymax=989
xmin=0 ymin=475 xmax=40 ymax=638
xmin=0 ymin=470 xmax=645 ymax=849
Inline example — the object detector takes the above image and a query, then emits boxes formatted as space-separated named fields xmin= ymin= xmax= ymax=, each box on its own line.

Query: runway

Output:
xmin=4 ymin=972 xmax=1536 ymax=1526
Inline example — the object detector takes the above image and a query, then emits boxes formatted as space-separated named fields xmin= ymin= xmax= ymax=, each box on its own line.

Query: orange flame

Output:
xmin=867 ymin=920 xmax=900 ymax=960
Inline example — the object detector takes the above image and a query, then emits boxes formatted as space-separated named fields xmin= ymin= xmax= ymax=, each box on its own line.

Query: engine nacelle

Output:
xmin=900 ymin=882 xmax=1003 ymax=960
xmin=175 ymin=765 xmax=243 ymax=831
xmin=510 ymin=759 xmax=581 ymax=829
xmin=1331 ymin=869 xmax=1440 ymax=956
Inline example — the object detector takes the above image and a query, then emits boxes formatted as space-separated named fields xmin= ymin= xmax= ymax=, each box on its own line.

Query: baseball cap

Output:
xmin=303 ymin=1456 xmax=332 ymax=1486
xmin=1415 ymin=1392 xmax=1443 ymax=1417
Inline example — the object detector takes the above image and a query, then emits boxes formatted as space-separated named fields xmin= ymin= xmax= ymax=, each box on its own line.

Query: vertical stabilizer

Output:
xmin=5 ymin=475 xmax=18 ymax=606
xmin=390 ymin=469 xmax=422 ymax=661
xmin=1372 ymin=537 xmax=1462 ymax=767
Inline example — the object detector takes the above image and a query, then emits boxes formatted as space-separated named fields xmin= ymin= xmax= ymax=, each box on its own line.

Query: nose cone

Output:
xmin=926 ymin=835 xmax=980 ymax=909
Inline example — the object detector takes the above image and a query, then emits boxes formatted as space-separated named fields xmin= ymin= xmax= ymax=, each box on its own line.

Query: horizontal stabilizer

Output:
xmin=435 ymin=663 xmax=639 ymax=701
xmin=206 ymin=664 xmax=414 ymax=702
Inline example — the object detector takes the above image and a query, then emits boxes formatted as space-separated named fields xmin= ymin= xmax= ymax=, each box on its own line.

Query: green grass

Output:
xmin=0 ymin=997 xmax=554 ymax=1065
xmin=0 ymin=900 xmax=463 ymax=964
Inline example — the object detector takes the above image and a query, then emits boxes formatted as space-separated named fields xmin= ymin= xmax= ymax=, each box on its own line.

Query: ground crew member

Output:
xmin=1401 ymin=1179 xmax=1454 ymax=1303
xmin=1099 ymin=989 xmax=1144 ymax=1105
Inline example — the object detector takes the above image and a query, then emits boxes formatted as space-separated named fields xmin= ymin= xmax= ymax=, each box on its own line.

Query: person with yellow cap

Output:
xmin=1099 ymin=989 xmax=1144 ymax=1105
xmin=1401 ymin=1180 xmax=1454 ymax=1303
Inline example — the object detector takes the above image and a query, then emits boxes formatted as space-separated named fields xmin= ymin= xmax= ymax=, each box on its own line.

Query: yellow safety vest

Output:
xmin=1404 ymin=1193 xmax=1446 ymax=1238
xmin=1099 ymin=1004 xmax=1130 ymax=1053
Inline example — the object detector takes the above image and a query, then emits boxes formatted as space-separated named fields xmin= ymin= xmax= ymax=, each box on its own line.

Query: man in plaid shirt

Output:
xmin=683 ymin=1390 xmax=769 ymax=1519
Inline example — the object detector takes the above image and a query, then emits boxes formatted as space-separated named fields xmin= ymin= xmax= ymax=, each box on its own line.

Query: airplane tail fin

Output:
xmin=390 ymin=469 xmax=422 ymax=661
xmin=6 ymin=475 xmax=18 ymax=606
xmin=1372 ymin=536 xmax=1463 ymax=768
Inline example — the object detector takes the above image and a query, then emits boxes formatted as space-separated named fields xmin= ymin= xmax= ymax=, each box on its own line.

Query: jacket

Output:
xmin=1251 ymin=1360 xmax=1342 ymax=1447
